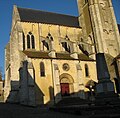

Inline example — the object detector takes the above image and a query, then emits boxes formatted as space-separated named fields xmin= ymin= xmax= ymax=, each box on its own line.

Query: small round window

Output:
xmin=62 ymin=63 xmax=70 ymax=71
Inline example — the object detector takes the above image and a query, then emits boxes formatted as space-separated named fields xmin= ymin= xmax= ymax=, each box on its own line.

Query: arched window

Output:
xmin=27 ymin=35 xmax=30 ymax=49
xmin=23 ymin=33 xmax=25 ymax=50
xmin=31 ymin=35 xmax=35 ymax=49
xmin=27 ymin=32 xmax=35 ymax=49
xmin=78 ymin=38 xmax=89 ymax=56
xmin=85 ymin=64 xmax=89 ymax=77
xmin=42 ymin=41 xmax=49 ymax=51
xmin=40 ymin=62 xmax=45 ymax=77
xmin=61 ymin=35 xmax=70 ymax=53
xmin=62 ymin=42 xmax=70 ymax=53
xmin=42 ymin=33 xmax=53 ymax=51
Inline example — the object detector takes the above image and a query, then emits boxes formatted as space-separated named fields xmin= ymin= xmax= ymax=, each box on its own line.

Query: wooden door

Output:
xmin=60 ymin=83 xmax=70 ymax=96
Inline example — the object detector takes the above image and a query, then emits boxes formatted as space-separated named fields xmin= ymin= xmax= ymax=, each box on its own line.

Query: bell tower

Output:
xmin=77 ymin=0 xmax=120 ymax=104
xmin=77 ymin=0 xmax=120 ymax=56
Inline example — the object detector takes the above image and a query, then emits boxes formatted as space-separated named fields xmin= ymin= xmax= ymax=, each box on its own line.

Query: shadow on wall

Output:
xmin=6 ymin=81 xmax=96 ymax=106
xmin=5 ymin=60 xmax=55 ymax=106
xmin=0 ymin=81 xmax=4 ymax=102
xmin=5 ymin=60 xmax=97 ymax=107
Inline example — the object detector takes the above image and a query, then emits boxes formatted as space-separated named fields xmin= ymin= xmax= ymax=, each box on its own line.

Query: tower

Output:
xmin=77 ymin=0 xmax=120 ymax=104
xmin=77 ymin=0 xmax=120 ymax=79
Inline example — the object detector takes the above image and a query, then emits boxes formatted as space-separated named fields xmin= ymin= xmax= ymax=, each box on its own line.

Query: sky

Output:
xmin=0 ymin=0 xmax=120 ymax=79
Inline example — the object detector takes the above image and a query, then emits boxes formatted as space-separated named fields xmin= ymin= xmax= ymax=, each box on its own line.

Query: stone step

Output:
xmin=55 ymin=97 xmax=91 ymax=107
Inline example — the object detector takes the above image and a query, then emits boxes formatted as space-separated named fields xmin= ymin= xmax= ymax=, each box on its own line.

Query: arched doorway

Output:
xmin=59 ymin=73 xmax=74 ymax=97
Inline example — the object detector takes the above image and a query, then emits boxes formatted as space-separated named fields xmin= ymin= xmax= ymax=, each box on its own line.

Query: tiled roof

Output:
xmin=17 ymin=7 xmax=80 ymax=28
xmin=23 ymin=50 xmax=94 ymax=61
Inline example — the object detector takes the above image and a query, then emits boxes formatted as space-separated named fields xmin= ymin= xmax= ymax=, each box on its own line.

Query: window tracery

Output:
xmin=27 ymin=32 xmax=35 ymax=49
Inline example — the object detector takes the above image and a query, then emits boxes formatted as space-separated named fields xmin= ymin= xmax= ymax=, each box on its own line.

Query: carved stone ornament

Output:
xmin=62 ymin=63 xmax=70 ymax=71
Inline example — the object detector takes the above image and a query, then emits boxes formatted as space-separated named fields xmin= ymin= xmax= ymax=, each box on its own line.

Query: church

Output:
xmin=4 ymin=0 xmax=120 ymax=106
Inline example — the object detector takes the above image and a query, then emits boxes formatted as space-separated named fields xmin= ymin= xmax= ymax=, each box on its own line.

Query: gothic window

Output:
xmin=61 ymin=42 xmax=70 ymax=53
xmin=27 ymin=34 xmax=30 ymax=49
xmin=23 ymin=33 xmax=25 ymax=50
xmin=42 ymin=41 xmax=49 ymax=51
xmin=31 ymin=35 xmax=35 ymax=49
xmin=61 ymin=35 xmax=71 ymax=53
xmin=40 ymin=62 xmax=45 ymax=77
xmin=42 ymin=33 xmax=53 ymax=51
xmin=46 ymin=33 xmax=53 ymax=41
xmin=27 ymin=32 xmax=35 ymax=49
xmin=65 ymin=35 xmax=70 ymax=41
xmin=78 ymin=38 xmax=85 ymax=53
xmin=85 ymin=64 xmax=89 ymax=77
xmin=78 ymin=38 xmax=89 ymax=56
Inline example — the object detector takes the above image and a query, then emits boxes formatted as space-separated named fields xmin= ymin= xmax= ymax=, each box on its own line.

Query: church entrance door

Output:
xmin=60 ymin=83 xmax=70 ymax=96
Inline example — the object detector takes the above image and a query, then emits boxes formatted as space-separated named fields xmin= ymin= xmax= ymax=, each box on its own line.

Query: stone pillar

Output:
xmin=70 ymin=43 xmax=78 ymax=59
xmin=48 ymin=40 xmax=56 ymax=58
xmin=95 ymin=53 xmax=118 ymax=105
xmin=19 ymin=61 xmax=36 ymax=106
xmin=52 ymin=63 xmax=61 ymax=103
xmin=76 ymin=63 xmax=85 ymax=99
xmin=19 ymin=61 xmax=29 ymax=105
xmin=27 ymin=62 xmax=36 ymax=106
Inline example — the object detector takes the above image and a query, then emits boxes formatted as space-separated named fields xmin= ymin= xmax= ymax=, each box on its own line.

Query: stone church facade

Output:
xmin=4 ymin=0 xmax=120 ymax=106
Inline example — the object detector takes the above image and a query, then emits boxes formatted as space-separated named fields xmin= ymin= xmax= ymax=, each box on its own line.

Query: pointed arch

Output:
xmin=26 ymin=32 xmax=35 ymax=49
xmin=61 ymin=35 xmax=71 ymax=53
xmin=42 ymin=41 xmax=49 ymax=51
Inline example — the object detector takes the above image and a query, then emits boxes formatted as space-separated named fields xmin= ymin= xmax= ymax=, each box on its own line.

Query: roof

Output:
xmin=23 ymin=50 xmax=94 ymax=61
xmin=17 ymin=7 xmax=80 ymax=28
